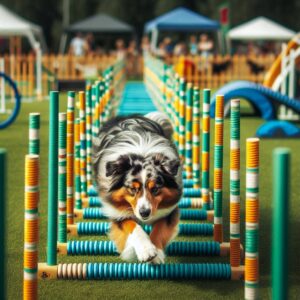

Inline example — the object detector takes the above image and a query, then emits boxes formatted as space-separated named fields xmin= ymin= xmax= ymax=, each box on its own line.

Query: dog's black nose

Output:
xmin=139 ymin=207 xmax=151 ymax=219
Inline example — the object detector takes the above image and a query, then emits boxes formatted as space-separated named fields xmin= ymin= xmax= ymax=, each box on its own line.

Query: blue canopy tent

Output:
xmin=145 ymin=7 xmax=220 ymax=51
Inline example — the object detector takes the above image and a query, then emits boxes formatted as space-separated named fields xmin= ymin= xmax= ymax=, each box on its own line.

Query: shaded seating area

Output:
xmin=144 ymin=7 xmax=220 ymax=51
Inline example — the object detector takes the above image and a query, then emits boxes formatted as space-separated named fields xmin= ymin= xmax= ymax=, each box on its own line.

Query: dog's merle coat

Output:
xmin=92 ymin=112 xmax=182 ymax=223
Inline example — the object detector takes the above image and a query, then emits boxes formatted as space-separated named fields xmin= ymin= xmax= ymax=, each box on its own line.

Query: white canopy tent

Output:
xmin=0 ymin=5 xmax=47 ymax=97
xmin=228 ymin=17 xmax=296 ymax=41
xmin=0 ymin=4 xmax=47 ymax=52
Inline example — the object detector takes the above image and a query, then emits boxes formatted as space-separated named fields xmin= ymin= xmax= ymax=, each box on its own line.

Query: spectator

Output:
xmin=174 ymin=42 xmax=187 ymax=56
xmin=127 ymin=39 xmax=138 ymax=76
xmin=141 ymin=35 xmax=150 ymax=53
xmin=156 ymin=41 xmax=167 ymax=59
xmin=115 ymin=39 xmax=126 ymax=60
xmin=163 ymin=37 xmax=173 ymax=56
xmin=189 ymin=35 xmax=198 ymax=55
xmin=86 ymin=33 xmax=96 ymax=54
xmin=198 ymin=34 xmax=213 ymax=57
xmin=69 ymin=32 xmax=87 ymax=56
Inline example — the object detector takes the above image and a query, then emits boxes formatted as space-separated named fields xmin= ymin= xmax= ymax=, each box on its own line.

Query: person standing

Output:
xmin=69 ymin=32 xmax=87 ymax=56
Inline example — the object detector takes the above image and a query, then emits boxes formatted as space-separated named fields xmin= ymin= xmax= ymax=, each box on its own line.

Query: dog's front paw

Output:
xmin=150 ymin=248 xmax=165 ymax=264
xmin=136 ymin=242 xmax=158 ymax=262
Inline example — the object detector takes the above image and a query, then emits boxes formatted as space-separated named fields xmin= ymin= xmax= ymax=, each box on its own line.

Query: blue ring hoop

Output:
xmin=0 ymin=72 xmax=21 ymax=129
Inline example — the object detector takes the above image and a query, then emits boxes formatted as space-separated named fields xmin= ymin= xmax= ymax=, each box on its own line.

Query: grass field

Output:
xmin=1 ymin=93 xmax=300 ymax=299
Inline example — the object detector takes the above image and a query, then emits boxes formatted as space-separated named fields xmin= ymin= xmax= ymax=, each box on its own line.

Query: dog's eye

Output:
xmin=128 ymin=187 xmax=138 ymax=196
xmin=151 ymin=187 xmax=160 ymax=196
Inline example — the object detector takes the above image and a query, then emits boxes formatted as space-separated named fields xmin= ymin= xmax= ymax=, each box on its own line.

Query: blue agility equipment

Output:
xmin=118 ymin=83 xmax=156 ymax=116
xmin=210 ymin=81 xmax=300 ymax=120
xmin=0 ymin=72 xmax=21 ymax=129
xmin=256 ymin=120 xmax=300 ymax=138
xmin=67 ymin=240 xmax=221 ymax=256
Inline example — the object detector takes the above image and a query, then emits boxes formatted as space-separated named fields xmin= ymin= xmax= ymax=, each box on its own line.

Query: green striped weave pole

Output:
xmin=185 ymin=83 xmax=193 ymax=179
xmin=99 ymin=80 xmax=105 ymax=125
xmin=95 ymin=81 xmax=101 ymax=135
xmin=29 ymin=113 xmax=40 ymax=155
xmin=192 ymin=87 xmax=201 ymax=188
xmin=173 ymin=74 xmax=180 ymax=148
xmin=213 ymin=95 xmax=224 ymax=243
xmin=86 ymin=85 xmax=93 ymax=188
xmin=178 ymin=78 xmax=186 ymax=163
xmin=91 ymin=84 xmax=97 ymax=138
xmin=0 ymin=149 xmax=6 ymax=299
xmin=201 ymin=89 xmax=211 ymax=210
xmin=58 ymin=113 xmax=67 ymax=243
xmin=79 ymin=91 xmax=87 ymax=204
xmin=103 ymin=72 xmax=109 ymax=122
xmin=47 ymin=91 xmax=59 ymax=265
xmin=245 ymin=138 xmax=259 ymax=300
xmin=272 ymin=148 xmax=290 ymax=300
xmin=162 ymin=64 xmax=168 ymax=116
xmin=230 ymin=99 xmax=241 ymax=268
xmin=66 ymin=91 xmax=75 ymax=225
xmin=74 ymin=119 xmax=82 ymax=209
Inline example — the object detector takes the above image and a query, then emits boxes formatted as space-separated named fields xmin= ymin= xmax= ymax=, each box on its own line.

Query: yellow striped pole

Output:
xmin=230 ymin=99 xmax=241 ymax=267
xmin=192 ymin=87 xmax=201 ymax=188
xmin=213 ymin=95 xmax=224 ymax=243
xmin=66 ymin=91 xmax=75 ymax=224
xmin=185 ymin=83 xmax=193 ymax=179
xmin=245 ymin=138 xmax=260 ymax=300
xmin=23 ymin=154 xmax=39 ymax=300
xmin=201 ymin=89 xmax=211 ymax=210
xmin=79 ymin=91 xmax=87 ymax=204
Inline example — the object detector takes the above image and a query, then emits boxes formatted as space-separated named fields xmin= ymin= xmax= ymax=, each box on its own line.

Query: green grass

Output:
xmin=1 ymin=94 xmax=300 ymax=299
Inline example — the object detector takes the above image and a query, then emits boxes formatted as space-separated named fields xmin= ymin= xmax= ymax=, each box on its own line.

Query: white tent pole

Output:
xmin=0 ymin=58 xmax=5 ymax=114
xmin=288 ymin=49 xmax=295 ymax=98
xmin=34 ymin=42 xmax=42 ymax=99
xmin=151 ymin=28 xmax=158 ymax=53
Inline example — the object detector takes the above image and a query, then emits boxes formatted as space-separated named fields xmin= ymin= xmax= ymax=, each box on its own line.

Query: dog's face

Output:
xmin=105 ymin=153 xmax=182 ymax=222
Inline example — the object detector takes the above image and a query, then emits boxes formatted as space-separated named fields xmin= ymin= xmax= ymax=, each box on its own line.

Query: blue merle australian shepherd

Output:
xmin=93 ymin=112 xmax=182 ymax=264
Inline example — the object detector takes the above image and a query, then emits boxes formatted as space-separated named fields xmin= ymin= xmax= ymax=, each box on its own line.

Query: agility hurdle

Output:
xmin=30 ymin=92 xmax=254 ymax=276
xmin=22 ymin=95 xmax=257 ymax=283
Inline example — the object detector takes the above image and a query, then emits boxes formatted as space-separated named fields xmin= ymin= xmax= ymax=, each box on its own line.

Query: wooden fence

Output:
xmin=164 ymin=54 xmax=275 ymax=89
xmin=0 ymin=54 xmax=119 ymax=99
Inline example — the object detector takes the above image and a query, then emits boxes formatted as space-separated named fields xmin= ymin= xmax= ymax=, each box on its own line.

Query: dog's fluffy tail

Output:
xmin=145 ymin=112 xmax=173 ymax=140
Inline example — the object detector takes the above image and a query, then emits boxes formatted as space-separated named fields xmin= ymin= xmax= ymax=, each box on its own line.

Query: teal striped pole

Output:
xmin=272 ymin=148 xmax=290 ymax=300
xmin=201 ymin=89 xmax=211 ymax=210
xmin=58 ymin=113 xmax=67 ymax=243
xmin=74 ymin=119 xmax=82 ymax=209
xmin=66 ymin=91 xmax=75 ymax=225
xmin=0 ymin=149 xmax=6 ymax=299
xmin=185 ymin=83 xmax=193 ymax=179
xmin=86 ymin=86 xmax=93 ymax=188
xmin=29 ymin=113 xmax=40 ymax=155
xmin=47 ymin=91 xmax=59 ymax=265
xmin=91 ymin=84 xmax=97 ymax=137
xmin=99 ymin=80 xmax=105 ymax=126
xmin=173 ymin=75 xmax=180 ymax=148
xmin=192 ymin=87 xmax=201 ymax=188
xmin=178 ymin=78 xmax=186 ymax=162
xmin=213 ymin=95 xmax=224 ymax=243
xmin=230 ymin=99 xmax=241 ymax=267
xmin=79 ymin=91 xmax=87 ymax=202
xmin=245 ymin=138 xmax=259 ymax=300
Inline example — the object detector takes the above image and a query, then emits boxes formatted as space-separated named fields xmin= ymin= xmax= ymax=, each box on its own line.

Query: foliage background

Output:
xmin=1 ymin=0 xmax=298 ymax=51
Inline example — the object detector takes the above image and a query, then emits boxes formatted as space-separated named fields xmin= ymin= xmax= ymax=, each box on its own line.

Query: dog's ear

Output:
xmin=106 ymin=155 xmax=131 ymax=177
xmin=161 ymin=158 xmax=180 ymax=176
